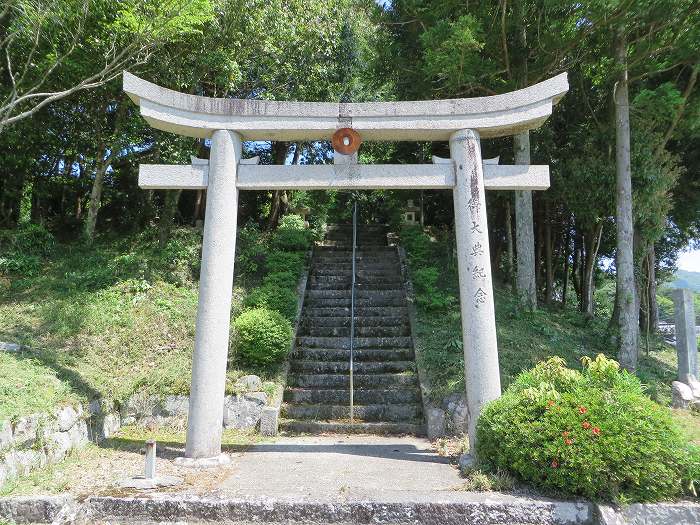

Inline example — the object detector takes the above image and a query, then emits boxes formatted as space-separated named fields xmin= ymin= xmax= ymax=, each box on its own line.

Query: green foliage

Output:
xmin=233 ymin=308 xmax=292 ymax=365
xmin=412 ymin=266 xmax=455 ymax=310
xmin=265 ymin=250 xmax=305 ymax=275
xmin=0 ymin=224 xmax=56 ymax=276
xmin=271 ymin=214 xmax=312 ymax=251
xmin=262 ymin=271 xmax=297 ymax=289
xmin=243 ymin=284 xmax=298 ymax=321
xmin=237 ymin=223 xmax=267 ymax=277
xmin=477 ymin=355 xmax=694 ymax=502
xmin=400 ymin=225 xmax=437 ymax=268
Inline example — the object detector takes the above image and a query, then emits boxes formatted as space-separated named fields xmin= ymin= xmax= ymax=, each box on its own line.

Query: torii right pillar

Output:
xmin=450 ymin=129 xmax=502 ymax=451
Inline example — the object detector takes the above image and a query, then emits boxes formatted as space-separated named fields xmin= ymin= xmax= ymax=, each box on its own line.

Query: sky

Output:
xmin=677 ymin=248 xmax=700 ymax=273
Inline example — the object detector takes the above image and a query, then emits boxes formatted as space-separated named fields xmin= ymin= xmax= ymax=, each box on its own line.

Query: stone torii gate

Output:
xmin=123 ymin=71 xmax=568 ymax=462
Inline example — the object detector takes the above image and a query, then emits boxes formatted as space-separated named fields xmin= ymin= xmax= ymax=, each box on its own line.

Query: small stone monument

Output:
xmin=670 ymin=288 xmax=700 ymax=410
xmin=119 ymin=440 xmax=183 ymax=489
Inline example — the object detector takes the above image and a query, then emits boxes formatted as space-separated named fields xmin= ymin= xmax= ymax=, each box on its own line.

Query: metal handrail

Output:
xmin=349 ymin=201 xmax=357 ymax=422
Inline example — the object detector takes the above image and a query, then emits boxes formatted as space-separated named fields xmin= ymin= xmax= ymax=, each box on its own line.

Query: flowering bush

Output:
xmin=476 ymin=355 xmax=696 ymax=502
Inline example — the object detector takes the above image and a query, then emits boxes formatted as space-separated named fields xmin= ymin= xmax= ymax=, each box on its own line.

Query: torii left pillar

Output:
xmin=182 ymin=130 xmax=241 ymax=462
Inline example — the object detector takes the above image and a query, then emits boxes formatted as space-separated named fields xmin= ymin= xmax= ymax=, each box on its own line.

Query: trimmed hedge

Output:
xmin=476 ymin=355 xmax=697 ymax=502
xmin=233 ymin=307 xmax=292 ymax=365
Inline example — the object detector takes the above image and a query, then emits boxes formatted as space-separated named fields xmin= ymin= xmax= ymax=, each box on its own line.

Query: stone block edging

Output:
xmin=1 ymin=493 xmax=698 ymax=524
xmin=260 ymin=248 xmax=313 ymax=437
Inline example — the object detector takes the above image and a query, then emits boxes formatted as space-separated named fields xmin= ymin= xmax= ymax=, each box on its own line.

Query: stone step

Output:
xmin=307 ymin=290 xmax=404 ymax=299
xmin=315 ymin=246 xmax=394 ymax=253
xmin=282 ymin=403 xmax=422 ymax=422
xmin=287 ymin=373 xmax=418 ymax=389
xmin=312 ymin=262 xmax=398 ymax=271
xmin=306 ymin=297 xmax=406 ymax=308
xmin=303 ymin=325 xmax=410 ymax=337
xmin=304 ymin=315 xmax=408 ymax=328
xmin=310 ymin=274 xmax=404 ymax=284
xmin=312 ymin=268 xmax=401 ymax=277
xmin=308 ymin=281 xmax=405 ymax=291
xmin=297 ymin=336 xmax=412 ymax=349
xmin=304 ymin=306 xmax=408 ymax=317
xmin=283 ymin=388 xmax=421 ymax=405
xmin=290 ymin=360 xmax=415 ymax=374
xmin=279 ymin=419 xmax=425 ymax=436
xmin=292 ymin=347 xmax=414 ymax=362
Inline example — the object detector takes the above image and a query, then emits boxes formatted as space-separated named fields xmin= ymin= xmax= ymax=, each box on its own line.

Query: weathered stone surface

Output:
xmin=55 ymin=405 xmax=79 ymax=432
xmin=160 ymin=395 xmax=189 ymax=417
xmin=222 ymin=393 xmax=267 ymax=430
xmin=597 ymin=501 xmax=700 ymax=525
xmin=442 ymin=393 xmax=469 ymax=434
xmin=11 ymin=414 xmax=41 ymax=446
xmin=0 ymin=342 xmax=22 ymax=352
xmin=68 ymin=419 xmax=88 ymax=448
xmin=173 ymin=453 xmax=231 ymax=468
xmin=686 ymin=376 xmax=700 ymax=398
xmin=122 ymin=392 xmax=157 ymax=420
xmin=672 ymin=381 xmax=694 ymax=409
xmin=118 ymin=475 xmax=183 ymax=489
xmin=124 ymin=71 xmax=569 ymax=141
xmin=260 ymin=406 xmax=279 ymax=437
xmin=234 ymin=374 xmax=263 ymax=393
xmin=99 ymin=413 xmax=121 ymax=439
xmin=0 ymin=419 xmax=12 ymax=448
xmin=0 ymin=495 xmax=73 ymax=524
xmin=425 ymin=407 xmax=446 ymax=440
xmin=459 ymin=453 xmax=477 ymax=473
xmin=47 ymin=430 xmax=73 ymax=462
xmin=673 ymin=288 xmax=698 ymax=383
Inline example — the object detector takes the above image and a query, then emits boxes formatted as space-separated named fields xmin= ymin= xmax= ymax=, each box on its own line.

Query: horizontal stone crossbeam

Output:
xmin=123 ymin=71 xmax=568 ymax=141
xmin=138 ymin=162 xmax=549 ymax=191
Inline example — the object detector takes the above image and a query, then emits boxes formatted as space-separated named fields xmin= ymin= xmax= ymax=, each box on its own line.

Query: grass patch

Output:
xmin=0 ymin=226 xmax=295 ymax=420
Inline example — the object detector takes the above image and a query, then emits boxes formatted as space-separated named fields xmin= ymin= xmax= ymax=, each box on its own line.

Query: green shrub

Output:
xmin=412 ymin=266 xmax=455 ymax=310
xmin=271 ymin=214 xmax=311 ymax=251
xmin=237 ymin=222 xmax=267 ymax=276
xmin=263 ymin=271 xmax=298 ymax=289
xmin=244 ymin=284 xmax=298 ymax=320
xmin=400 ymin=225 xmax=434 ymax=267
xmin=265 ymin=250 xmax=304 ymax=275
xmin=476 ymin=354 xmax=694 ymax=502
xmin=233 ymin=307 xmax=292 ymax=365
xmin=0 ymin=223 xmax=56 ymax=256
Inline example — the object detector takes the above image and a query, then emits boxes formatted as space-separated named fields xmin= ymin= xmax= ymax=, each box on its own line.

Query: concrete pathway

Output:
xmin=220 ymin=435 xmax=464 ymax=501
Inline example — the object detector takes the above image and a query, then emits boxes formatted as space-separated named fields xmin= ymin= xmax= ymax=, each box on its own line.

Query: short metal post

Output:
xmin=145 ymin=440 xmax=157 ymax=479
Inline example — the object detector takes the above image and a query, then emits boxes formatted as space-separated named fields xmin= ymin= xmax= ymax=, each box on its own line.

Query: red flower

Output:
xmin=551 ymin=459 xmax=559 ymax=468
xmin=578 ymin=406 xmax=588 ymax=414
xmin=547 ymin=400 xmax=555 ymax=407
xmin=562 ymin=431 xmax=570 ymax=437
xmin=564 ymin=438 xmax=573 ymax=446
xmin=592 ymin=427 xmax=601 ymax=436
xmin=582 ymin=421 xmax=591 ymax=429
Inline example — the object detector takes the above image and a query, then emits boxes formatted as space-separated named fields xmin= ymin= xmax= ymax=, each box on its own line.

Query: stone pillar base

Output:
xmin=174 ymin=454 xmax=231 ymax=469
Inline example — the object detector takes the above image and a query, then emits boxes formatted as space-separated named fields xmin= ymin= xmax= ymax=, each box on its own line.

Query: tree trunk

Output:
xmin=581 ymin=222 xmax=603 ymax=318
xmin=159 ymin=189 xmax=182 ymax=248
xmin=267 ymin=141 xmax=291 ymax=230
xmin=562 ymin=222 xmax=571 ymax=308
xmin=84 ymin=155 xmax=108 ymax=244
xmin=544 ymin=201 xmax=553 ymax=305
xmin=505 ymin=197 xmax=515 ymax=291
xmin=514 ymin=131 xmax=537 ymax=310
xmin=648 ymin=245 xmax=658 ymax=332
xmin=614 ymin=30 xmax=639 ymax=371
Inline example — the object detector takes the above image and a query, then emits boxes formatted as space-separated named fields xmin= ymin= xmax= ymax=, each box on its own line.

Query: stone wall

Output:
xmin=0 ymin=374 xmax=271 ymax=489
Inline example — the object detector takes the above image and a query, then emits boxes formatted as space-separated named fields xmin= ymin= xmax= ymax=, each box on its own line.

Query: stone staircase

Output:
xmin=280 ymin=224 xmax=425 ymax=435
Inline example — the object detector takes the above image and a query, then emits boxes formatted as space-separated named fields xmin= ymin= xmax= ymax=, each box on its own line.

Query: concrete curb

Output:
xmin=1 ymin=494 xmax=698 ymax=524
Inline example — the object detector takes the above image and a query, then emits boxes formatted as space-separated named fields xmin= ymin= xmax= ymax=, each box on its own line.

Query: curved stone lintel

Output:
xmin=123 ymin=71 xmax=568 ymax=141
